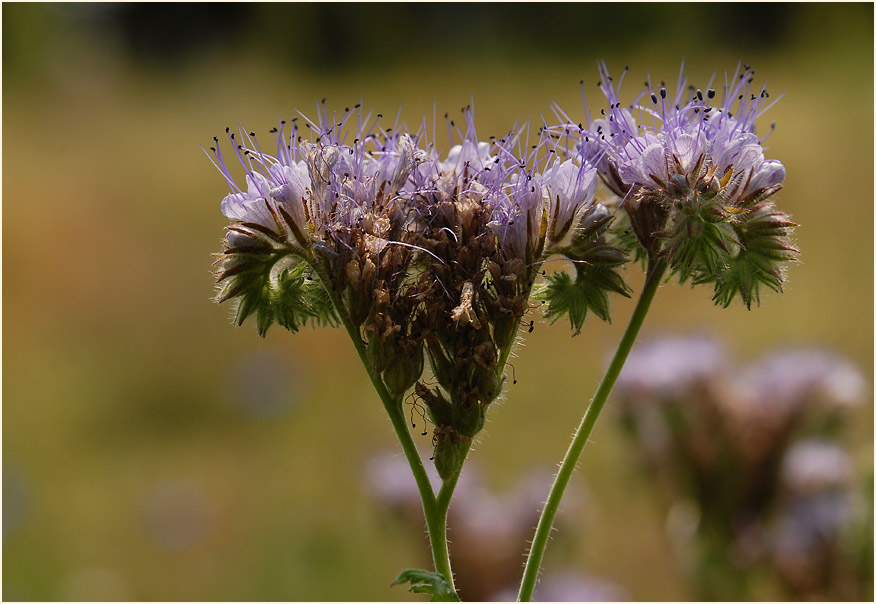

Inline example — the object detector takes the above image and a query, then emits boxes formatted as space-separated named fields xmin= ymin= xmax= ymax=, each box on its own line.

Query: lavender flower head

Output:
xmin=552 ymin=62 xmax=798 ymax=308
xmin=409 ymin=111 xmax=556 ymax=478
xmin=209 ymin=102 xmax=588 ymax=478
xmin=209 ymin=103 xmax=427 ymax=338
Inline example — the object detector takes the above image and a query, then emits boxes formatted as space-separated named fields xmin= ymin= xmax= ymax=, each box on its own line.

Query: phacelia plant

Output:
xmin=208 ymin=63 xmax=799 ymax=601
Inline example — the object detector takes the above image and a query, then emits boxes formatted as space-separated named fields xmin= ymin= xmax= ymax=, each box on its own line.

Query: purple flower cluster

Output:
xmin=209 ymin=63 xmax=797 ymax=471
xmin=614 ymin=335 xmax=868 ymax=600
xmin=210 ymin=104 xmax=593 ymax=478
xmin=548 ymin=62 xmax=797 ymax=307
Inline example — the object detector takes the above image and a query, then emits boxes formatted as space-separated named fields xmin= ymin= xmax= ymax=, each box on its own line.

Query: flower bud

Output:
xmin=383 ymin=342 xmax=424 ymax=398
xmin=433 ymin=426 xmax=470 ymax=482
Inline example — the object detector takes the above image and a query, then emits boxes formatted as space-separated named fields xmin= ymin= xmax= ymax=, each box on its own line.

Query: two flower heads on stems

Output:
xmin=207 ymin=61 xmax=797 ymax=599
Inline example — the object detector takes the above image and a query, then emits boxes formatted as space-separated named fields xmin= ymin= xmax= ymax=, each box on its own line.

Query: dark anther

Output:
xmin=651 ymin=93 xmax=658 ymax=104
xmin=660 ymin=87 xmax=667 ymax=99
xmin=707 ymin=89 xmax=716 ymax=99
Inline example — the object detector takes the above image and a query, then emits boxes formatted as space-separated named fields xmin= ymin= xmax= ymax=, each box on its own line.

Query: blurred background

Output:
xmin=3 ymin=3 xmax=873 ymax=601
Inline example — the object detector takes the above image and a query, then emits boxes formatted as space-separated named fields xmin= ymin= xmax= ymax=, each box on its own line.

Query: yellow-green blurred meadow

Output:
xmin=3 ymin=4 xmax=873 ymax=601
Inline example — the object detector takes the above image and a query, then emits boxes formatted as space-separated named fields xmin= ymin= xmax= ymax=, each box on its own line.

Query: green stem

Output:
xmin=517 ymin=256 xmax=668 ymax=602
xmin=431 ymin=440 xmax=471 ymax=593
xmin=309 ymin=257 xmax=464 ymax=590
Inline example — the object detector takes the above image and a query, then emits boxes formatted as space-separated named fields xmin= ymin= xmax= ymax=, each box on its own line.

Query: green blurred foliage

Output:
xmin=3 ymin=3 xmax=872 ymax=601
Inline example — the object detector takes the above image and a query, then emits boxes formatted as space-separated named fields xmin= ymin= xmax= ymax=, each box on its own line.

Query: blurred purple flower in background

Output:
xmin=227 ymin=348 xmax=305 ymax=419
xmin=613 ymin=333 xmax=871 ymax=600
xmin=139 ymin=479 xmax=214 ymax=551
xmin=365 ymin=453 xmax=608 ymax=601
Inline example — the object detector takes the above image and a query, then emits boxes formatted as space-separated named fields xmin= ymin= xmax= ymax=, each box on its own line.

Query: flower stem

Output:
xmin=309 ymin=258 xmax=461 ymax=590
xmin=431 ymin=440 xmax=470 ymax=592
xmin=517 ymin=256 xmax=668 ymax=602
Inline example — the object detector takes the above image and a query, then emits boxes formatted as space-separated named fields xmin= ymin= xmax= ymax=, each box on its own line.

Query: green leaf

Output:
xmin=538 ymin=261 xmax=631 ymax=335
xmin=391 ymin=569 xmax=460 ymax=602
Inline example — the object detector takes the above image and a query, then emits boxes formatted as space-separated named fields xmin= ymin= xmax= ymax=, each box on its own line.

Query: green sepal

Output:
xmin=391 ymin=569 xmax=460 ymax=602
xmin=705 ymin=201 xmax=798 ymax=309
xmin=214 ymin=227 xmax=338 ymax=337
xmin=664 ymin=200 xmax=738 ymax=285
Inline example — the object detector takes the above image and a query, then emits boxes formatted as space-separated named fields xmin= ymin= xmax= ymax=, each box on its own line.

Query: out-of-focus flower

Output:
xmin=227 ymin=348 xmax=304 ymax=419
xmin=616 ymin=333 xmax=725 ymax=400
xmin=770 ymin=441 xmax=860 ymax=600
xmin=613 ymin=334 xmax=870 ymax=600
xmin=364 ymin=452 xmax=595 ymax=601
xmin=530 ymin=572 xmax=628 ymax=602
xmin=140 ymin=479 xmax=213 ymax=551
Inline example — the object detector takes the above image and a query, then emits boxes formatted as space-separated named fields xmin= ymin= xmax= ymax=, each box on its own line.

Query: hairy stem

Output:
xmin=309 ymin=258 xmax=453 ymax=584
xmin=517 ymin=256 xmax=668 ymax=601
xmin=431 ymin=439 xmax=471 ymax=593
